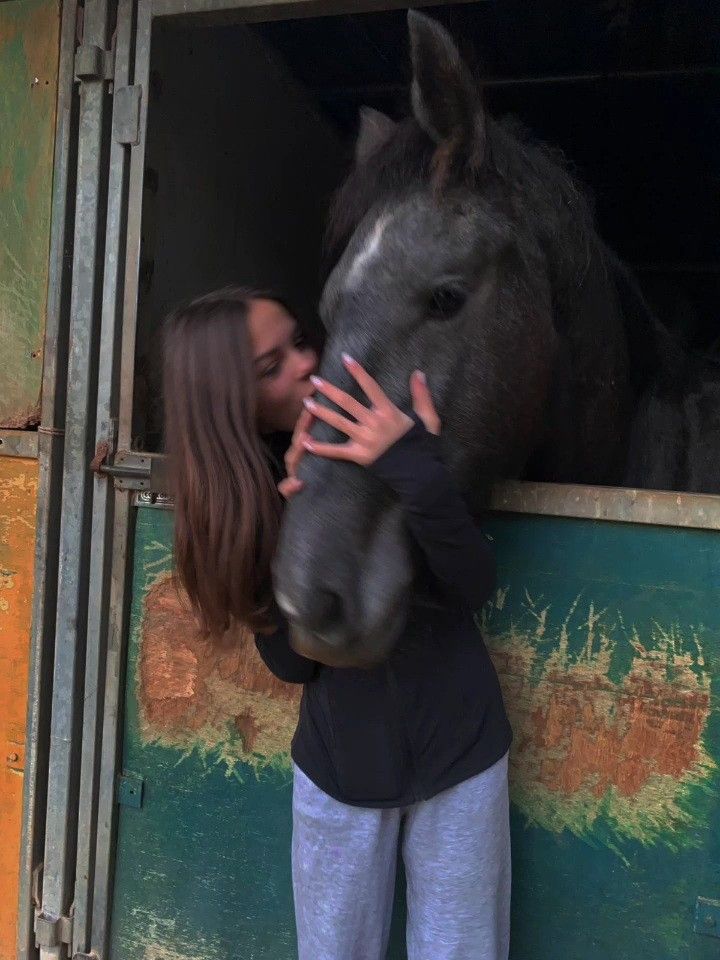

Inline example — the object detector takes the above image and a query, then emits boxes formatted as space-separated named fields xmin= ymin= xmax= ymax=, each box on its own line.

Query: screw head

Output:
xmin=7 ymin=752 xmax=19 ymax=763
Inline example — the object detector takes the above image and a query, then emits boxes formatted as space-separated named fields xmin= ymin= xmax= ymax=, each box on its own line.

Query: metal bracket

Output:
xmin=34 ymin=910 xmax=73 ymax=949
xmin=695 ymin=896 xmax=720 ymax=938
xmin=95 ymin=450 xmax=169 ymax=492
xmin=96 ymin=450 xmax=150 ymax=490
xmin=117 ymin=771 xmax=144 ymax=809
xmin=113 ymin=85 xmax=142 ymax=145
xmin=75 ymin=43 xmax=114 ymax=81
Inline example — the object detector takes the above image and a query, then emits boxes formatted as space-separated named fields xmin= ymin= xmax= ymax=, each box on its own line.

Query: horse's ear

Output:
xmin=408 ymin=10 xmax=485 ymax=169
xmin=355 ymin=107 xmax=397 ymax=165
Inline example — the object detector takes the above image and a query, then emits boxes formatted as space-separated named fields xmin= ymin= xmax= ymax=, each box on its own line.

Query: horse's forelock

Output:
xmin=323 ymin=110 xmax=600 ymax=318
xmin=321 ymin=120 xmax=434 ymax=280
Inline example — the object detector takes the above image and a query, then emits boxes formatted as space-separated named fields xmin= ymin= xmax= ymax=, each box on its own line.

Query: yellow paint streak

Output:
xmin=0 ymin=457 xmax=38 ymax=956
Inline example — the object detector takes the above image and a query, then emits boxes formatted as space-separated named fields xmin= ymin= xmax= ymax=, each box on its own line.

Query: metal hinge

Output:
xmin=695 ymin=896 xmax=720 ymax=939
xmin=113 ymin=85 xmax=142 ymax=145
xmin=75 ymin=43 xmax=114 ymax=81
xmin=34 ymin=909 xmax=73 ymax=949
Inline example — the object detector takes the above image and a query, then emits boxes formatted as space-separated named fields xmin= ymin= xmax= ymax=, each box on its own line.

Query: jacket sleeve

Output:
xmin=254 ymin=611 xmax=318 ymax=683
xmin=370 ymin=420 xmax=497 ymax=611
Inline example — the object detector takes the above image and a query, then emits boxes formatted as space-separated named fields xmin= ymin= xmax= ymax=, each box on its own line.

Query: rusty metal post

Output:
xmin=35 ymin=0 xmax=115 ymax=955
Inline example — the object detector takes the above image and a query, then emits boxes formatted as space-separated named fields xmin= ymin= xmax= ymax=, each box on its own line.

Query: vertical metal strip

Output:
xmin=117 ymin=0 xmax=152 ymax=452
xmin=38 ymin=0 xmax=113 ymax=955
xmin=72 ymin=0 xmax=135 ymax=954
xmin=89 ymin=493 xmax=132 ymax=959
xmin=16 ymin=0 xmax=78 ymax=956
xmin=91 ymin=2 xmax=153 ymax=955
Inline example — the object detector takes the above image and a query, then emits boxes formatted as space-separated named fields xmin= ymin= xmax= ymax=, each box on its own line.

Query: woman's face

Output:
xmin=248 ymin=298 xmax=319 ymax=434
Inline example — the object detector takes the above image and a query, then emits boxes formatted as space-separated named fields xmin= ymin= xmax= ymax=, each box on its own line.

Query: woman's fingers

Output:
xmin=302 ymin=438 xmax=367 ymax=464
xmin=310 ymin=375 xmax=372 ymax=423
xmin=410 ymin=370 xmax=441 ymax=436
xmin=342 ymin=354 xmax=388 ymax=409
xmin=293 ymin=406 xmax=314 ymax=439
xmin=278 ymin=476 xmax=304 ymax=500
xmin=303 ymin=397 xmax=362 ymax=440
xmin=285 ymin=408 xmax=314 ymax=478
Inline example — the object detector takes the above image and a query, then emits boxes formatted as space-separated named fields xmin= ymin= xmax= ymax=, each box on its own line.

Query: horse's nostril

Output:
xmin=306 ymin=588 xmax=346 ymax=643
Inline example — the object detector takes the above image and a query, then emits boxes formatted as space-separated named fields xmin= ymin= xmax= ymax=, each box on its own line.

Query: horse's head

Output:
xmin=273 ymin=12 xmax=594 ymax=666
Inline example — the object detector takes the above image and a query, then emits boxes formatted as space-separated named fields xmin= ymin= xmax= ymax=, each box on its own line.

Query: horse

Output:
xmin=272 ymin=10 xmax=713 ymax=668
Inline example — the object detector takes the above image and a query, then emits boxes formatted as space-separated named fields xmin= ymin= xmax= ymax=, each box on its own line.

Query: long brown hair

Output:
xmin=162 ymin=285 xmax=284 ymax=636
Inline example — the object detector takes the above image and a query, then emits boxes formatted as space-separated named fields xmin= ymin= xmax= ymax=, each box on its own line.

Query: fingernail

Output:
xmin=342 ymin=352 xmax=355 ymax=366
xmin=415 ymin=370 xmax=427 ymax=384
xmin=302 ymin=439 xmax=314 ymax=451
xmin=303 ymin=397 xmax=315 ymax=410
xmin=310 ymin=375 xmax=323 ymax=387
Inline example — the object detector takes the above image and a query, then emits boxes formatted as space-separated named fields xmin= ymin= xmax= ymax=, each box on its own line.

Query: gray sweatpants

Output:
xmin=292 ymin=751 xmax=511 ymax=960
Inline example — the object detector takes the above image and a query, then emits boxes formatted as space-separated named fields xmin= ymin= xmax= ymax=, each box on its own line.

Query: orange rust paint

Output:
xmin=486 ymin=599 xmax=714 ymax=846
xmin=138 ymin=575 xmax=300 ymax=763
xmin=0 ymin=457 xmax=38 ymax=957
xmin=492 ymin=642 xmax=712 ymax=800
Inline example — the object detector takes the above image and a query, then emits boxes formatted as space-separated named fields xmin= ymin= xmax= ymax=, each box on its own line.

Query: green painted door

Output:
xmin=110 ymin=505 xmax=719 ymax=960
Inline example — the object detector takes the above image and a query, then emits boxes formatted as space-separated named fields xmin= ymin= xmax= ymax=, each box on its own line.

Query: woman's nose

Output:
xmin=297 ymin=349 xmax=318 ymax=379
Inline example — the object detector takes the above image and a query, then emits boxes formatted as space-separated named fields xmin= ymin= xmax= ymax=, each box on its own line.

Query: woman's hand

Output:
xmin=301 ymin=353 xmax=440 ymax=467
xmin=278 ymin=407 xmax=313 ymax=500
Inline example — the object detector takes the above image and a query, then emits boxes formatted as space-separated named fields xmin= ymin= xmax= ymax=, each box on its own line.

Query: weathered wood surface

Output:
xmin=0 ymin=458 xmax=38 ymax=959
xmin=109 ymin=507 xmax=719 ymax=959
xmin=0 ymin=0 xmax=59 ymax=426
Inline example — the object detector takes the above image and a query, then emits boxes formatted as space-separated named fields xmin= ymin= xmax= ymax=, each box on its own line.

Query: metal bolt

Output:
xmin=7 ymin=752 xmax=19 ymax=763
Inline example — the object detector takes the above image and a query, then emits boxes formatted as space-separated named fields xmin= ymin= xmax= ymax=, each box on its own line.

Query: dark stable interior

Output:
xmin=135 ymin=0 xmax=719 ymax=472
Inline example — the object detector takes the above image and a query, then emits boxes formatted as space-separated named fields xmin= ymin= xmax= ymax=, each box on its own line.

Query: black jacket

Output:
xmin=256 ymin=422 xmax=512 ymax=807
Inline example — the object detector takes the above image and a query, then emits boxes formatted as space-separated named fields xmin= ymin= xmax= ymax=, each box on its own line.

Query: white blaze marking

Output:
xmin=345 ymin=214 xmax=390 ymax=289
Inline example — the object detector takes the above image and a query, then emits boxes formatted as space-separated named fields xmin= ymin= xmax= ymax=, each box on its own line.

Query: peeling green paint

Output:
xmin=0 ymin=0 xmax=59 ymax=425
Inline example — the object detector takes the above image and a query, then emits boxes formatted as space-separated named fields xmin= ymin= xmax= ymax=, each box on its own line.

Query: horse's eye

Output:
xmin=428 ymin=284 xmax=467 ymax=319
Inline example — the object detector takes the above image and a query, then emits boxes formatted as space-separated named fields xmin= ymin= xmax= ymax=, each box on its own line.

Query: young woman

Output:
xmin=163 ymin=285 xmax=513 ymax=960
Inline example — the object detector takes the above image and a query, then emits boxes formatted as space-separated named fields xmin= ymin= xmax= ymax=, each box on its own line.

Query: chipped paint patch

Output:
xmin=129 ymin=908 xmax=223 ymax=960
xmin=137 ymin=572 xmax=299 ymax=769
xmin=482 ymin=589 xmax=716 ymax=852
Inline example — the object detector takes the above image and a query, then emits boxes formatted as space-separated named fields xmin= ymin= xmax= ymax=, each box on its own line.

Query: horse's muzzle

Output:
xmin=272 ymin=458 xmax=413 ymax=668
